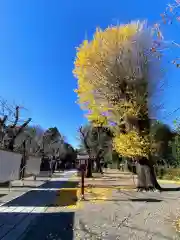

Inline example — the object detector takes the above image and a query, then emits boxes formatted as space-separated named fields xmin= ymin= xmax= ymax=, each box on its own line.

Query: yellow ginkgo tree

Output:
xmin=73 ymin=21 xmax=164 ymax=190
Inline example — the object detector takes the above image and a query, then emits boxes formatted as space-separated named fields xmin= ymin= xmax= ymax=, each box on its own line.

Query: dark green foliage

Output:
xmin=151 ymin=121 xmax=175 ymax=165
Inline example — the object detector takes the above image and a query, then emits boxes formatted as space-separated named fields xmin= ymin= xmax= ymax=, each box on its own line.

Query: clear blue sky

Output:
xmin=0 ymin=0 xmax=179 ymax=147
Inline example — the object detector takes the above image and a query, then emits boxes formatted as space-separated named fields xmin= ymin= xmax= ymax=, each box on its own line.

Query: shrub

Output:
xmin=156 ymin=167 xmax=180 ymax=180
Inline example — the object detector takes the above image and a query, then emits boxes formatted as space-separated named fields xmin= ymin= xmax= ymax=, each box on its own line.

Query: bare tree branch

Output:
xmin=12 ymin=106 xmax=19 ymax=128
xmin=8 ymin=118 xmax=32 ymax=151
xmin=0 ymin=115 xmax=8 ymax=126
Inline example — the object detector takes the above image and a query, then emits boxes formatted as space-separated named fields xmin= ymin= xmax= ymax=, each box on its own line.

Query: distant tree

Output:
xmin=62 ymin=143 xmax=77 ymax=168
xmin=14 ymin=125 xmax=43 ymax=154
xmin=151 ymin=121 xmax=174 ymax=164
xmin=169 ymin=120 xmax=180 ymax=166
xmin=40 ymin=127 xmax=63 ymax=156
xmin=79 ymin=124 xmax=113 ymax=177
xmin=14 ymin=125 xmax=66 ymax=158
xmin=0 ymin=102 xmax=31 ymax=151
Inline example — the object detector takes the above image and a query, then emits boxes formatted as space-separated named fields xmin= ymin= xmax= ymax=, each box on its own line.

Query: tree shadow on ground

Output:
xmin=10 ymin=185 xmax=44 ymax=189
xmin=78 ymin=219 xmax=100 ymax=238
xmin=10 ymin=180 xmax=77 ymax=189
xmin=0 ymin=194 xmax=6 ymax=198
xmin=130 ymin=198 xmax=162 ymax=202
xmin=86 ymin=178 xmax=130 ymax=181
xmin=160 ymin=187 xmax=180 ymax=192
xmin=85 ymin=184 xmax=135 ymax=188
xmin=83 ymin=198 xmax=162 ymax=203
xmin=2 ymin=181 xmax=79 ymax=207
xmin=123 ymin=224 xmax=174 ymax=240
xmin=104 ymin=172 xmax=130 ymax=174
xmin=0 ymin=211 xmax=75 ymax=240
xmin=0 ymin=177 xmax=78 ymax=239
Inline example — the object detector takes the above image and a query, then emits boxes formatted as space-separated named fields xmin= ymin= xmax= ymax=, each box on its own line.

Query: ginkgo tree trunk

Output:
xmin=73 ymin=21 xmax=165 ymax=190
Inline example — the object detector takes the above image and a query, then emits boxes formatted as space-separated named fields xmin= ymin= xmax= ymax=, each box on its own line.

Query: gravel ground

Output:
xmin=20 ymin=186 xmax=180 ymax=240
xmin=73 ymin=189 xmax=180 ymax=239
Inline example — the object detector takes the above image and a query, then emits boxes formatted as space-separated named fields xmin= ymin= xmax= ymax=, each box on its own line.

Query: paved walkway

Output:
xmin=0 ymin=170 xmax=77 ymax=240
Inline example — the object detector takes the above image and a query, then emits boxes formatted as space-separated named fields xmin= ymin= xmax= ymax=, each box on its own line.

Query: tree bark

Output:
xmin=134 ymin=112 xmax=163 ymax=191
xmin=19 ymin=141 xmax=27 ymax=180
xmin=95 ymin=157 xmax=103 ymax=173
xmin=136 ymin=157 xmax=161 ymax=191
xmin=86 ymin=158 xmax=93 ymax=178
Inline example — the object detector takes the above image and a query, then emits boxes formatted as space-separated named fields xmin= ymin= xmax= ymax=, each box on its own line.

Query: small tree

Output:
xmin=79 ymin=124 xmax=112 ymax=177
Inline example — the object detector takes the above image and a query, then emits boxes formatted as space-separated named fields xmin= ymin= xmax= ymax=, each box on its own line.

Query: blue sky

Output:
xmin=0 ymin=0 xmax=179 ymax=147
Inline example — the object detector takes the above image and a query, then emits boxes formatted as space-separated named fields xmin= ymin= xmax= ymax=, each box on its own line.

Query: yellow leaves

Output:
xmin=74 ymin=21 xmax=143 ymax=118
xmin=73 ymin=21 xmax=152 ymax=158
xmin=103 ymin=23 xmax=139 ymax=44
xmin=73 ymin=21 xmax=143 ymax=82
xmin=115 ymin=101 xmax=139 ymax=117
xmin=87 ymin=114 xmax=107 ymax=127
xmin=85 ymin=102 xmax=109 ymax=126
xmin=113 ymin=131 xmax=150 ymax=158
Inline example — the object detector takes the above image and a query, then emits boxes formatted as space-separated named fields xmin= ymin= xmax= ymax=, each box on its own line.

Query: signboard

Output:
xmin=77 ymin=155 xmax=89 ymax=160
xmin=77 ymin=154 xmax=89 ymax=167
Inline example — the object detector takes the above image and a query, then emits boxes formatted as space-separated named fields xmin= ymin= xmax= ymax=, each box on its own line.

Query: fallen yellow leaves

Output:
xmin=55 ymin=187 xmax=112 ymax=210
xmin=174 ymin=218 xmax=180 ymax=233
xmin=85 ymin=187 xmax=112 ymax=203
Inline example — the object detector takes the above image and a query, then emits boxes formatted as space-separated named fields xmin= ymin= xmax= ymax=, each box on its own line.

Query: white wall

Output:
xmin=0 ymin=150 xmax=22 ymax=182
xmin=25 ymin=156 xmax=41 ymax=176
